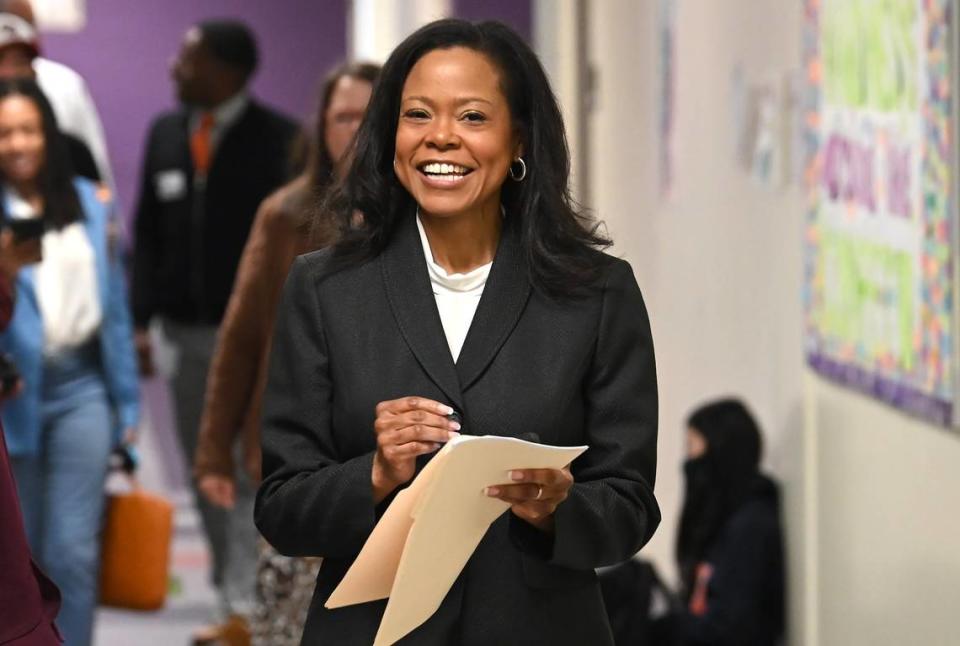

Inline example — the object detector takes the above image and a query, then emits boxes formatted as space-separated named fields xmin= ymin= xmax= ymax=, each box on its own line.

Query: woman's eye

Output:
xmin=404 ymin=109 xmax=429 ymax=119
xmin=462 ymin=112 xmax=486 ymax=123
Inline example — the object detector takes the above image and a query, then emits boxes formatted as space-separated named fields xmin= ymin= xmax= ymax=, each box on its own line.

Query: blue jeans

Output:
xmin=12 ymin=346 xmax=112 ymax=646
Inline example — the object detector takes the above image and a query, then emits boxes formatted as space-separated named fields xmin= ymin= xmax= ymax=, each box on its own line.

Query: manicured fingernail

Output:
xmin=449 ymin=421 xmax=461 ymax=431
xmin=510 ymin=470 xmax=524 ymax=481
xmin=448 ymin=431 xmax=460 ymax=439
xmin=485 ymin=486 xmax=500 ymax=496
xmin=439 ymin=404 xmax=454 ymax=415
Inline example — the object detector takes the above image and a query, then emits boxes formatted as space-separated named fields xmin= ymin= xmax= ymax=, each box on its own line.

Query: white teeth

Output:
xmin=422 ymin=162 xmax=468 ymax=175
xmin=431 ymin=174 xmax=465 ymax=184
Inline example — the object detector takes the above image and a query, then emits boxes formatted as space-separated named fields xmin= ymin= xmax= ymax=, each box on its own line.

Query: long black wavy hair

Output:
xmin=0 ymin=78 xmax=81 ymax=229
xmin=325 ymin=19 xmax=610 ymax=297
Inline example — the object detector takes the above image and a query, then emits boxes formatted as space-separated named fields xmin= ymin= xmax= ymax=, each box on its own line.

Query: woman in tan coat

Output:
xmin=192 ymin=61 xmax=380 ymax=646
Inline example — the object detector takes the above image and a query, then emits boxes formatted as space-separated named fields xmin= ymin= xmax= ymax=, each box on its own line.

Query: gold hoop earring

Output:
xmin=509 ymin=157 xmax=527 ymax=182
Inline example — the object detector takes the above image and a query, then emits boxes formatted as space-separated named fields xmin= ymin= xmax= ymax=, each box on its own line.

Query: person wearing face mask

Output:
xmin=257 ymin=19 xmax=659 ymax=645
xmin=674 ymin=398 xmax=785 ymax=646
xmin=191 ymin=60 xmax=380 ymax=646
xmin=0 ymin=78 xmax=139 ymax=646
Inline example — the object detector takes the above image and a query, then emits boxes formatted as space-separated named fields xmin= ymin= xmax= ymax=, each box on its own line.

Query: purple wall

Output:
xmin=36 ymin=0 xmax=530 ymax=222
xmin=453 ymin=0 xmax=532 ymax=42
xmin=40 ymin=0 xmax=348 ymax=221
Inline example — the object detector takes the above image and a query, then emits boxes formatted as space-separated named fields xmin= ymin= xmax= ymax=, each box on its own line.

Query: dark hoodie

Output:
xmin=676 ymin=399 xmax=785 ymax=646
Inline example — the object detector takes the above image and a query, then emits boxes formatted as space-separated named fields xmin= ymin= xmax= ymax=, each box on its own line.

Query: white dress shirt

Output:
xmin=417 ymin=217 xmax=491 ymax=362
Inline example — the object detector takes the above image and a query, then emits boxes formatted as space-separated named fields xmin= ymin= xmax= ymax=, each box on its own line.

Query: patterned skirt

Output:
xmin=249 ymin=539 xmax=322 ymax=646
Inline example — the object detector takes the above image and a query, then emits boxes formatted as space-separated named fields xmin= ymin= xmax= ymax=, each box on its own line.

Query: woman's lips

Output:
xmin=417 ymin=162 xmax=473 ymax=190
xmin=4 ymin=156 xmax=36 ymax=176
xmin=418 ymin=168 xmax=470 ymax=189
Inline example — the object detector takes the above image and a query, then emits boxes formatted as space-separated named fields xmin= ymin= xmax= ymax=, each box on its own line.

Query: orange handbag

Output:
xmin=98 ymin=481 xmax=174 ymax=610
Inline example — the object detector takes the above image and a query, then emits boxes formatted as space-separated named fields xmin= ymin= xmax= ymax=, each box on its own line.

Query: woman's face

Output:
xmin=0 ymin=95 xmax=44 ymax=186
xmin=324 ymin=75 xmax=374 ymax=174
xmin=0 ymin=95 xmax=46 ymax=184
xmin=686 ymin=427 xmax=708 ymax=460
xmin=394 ymin=46 xmax=521 ymax=220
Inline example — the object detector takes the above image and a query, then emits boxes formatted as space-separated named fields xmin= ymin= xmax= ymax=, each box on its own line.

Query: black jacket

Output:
xmin=256 ymin=215 xmax=661 ymax=645
xmin=679 ymin=475 xmax=785 ymax=646
xmin=64 ymin=132 xmax=99 ymax=183
xmin=131 ymin=99 xmax=297 ymax=327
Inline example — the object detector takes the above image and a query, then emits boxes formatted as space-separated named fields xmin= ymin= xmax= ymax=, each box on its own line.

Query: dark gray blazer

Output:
xmin=256 ymin=214 xmax=660 ymax=645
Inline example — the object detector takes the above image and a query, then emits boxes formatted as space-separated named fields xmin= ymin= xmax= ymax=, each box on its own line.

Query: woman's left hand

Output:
xmin=485 ymin=466 xmax=574 ymax=534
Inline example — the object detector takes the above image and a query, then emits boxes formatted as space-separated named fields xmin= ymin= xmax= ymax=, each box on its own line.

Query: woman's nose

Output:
xmin=8 ymin=132 xmax=26 ymax=150
xmin=425 ymin=118 xmax=459 ymax=150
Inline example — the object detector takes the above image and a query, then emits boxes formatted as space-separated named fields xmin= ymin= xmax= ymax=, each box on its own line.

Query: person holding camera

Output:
xmin=0 ymin=78 xmax=139 ymax=646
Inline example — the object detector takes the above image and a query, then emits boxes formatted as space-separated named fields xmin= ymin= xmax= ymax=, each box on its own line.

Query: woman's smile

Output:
xmin=416 ymin=160 xmax=474 ymax=188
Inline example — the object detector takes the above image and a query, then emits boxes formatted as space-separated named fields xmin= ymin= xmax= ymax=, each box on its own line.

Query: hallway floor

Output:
xmin=93 ymin=379 xmax=219 ymax=645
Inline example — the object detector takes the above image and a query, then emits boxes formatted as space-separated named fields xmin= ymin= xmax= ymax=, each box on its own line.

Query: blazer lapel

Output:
xmin=455 ymin=219 xmax=532 ymax=391
xmin=380 ymin=214 xmax=465 ymax=412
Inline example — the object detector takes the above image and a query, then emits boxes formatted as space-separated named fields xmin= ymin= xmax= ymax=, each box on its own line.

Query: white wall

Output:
xmin=812 ymin=376 xmax=960 ymax=646
xmin=350 ymin=0 xmax=451 ymax=62
xmin=542 ymin=1 xmax=960 ymax=645
xmin=533 ymin=0 xmax=589 ymax=201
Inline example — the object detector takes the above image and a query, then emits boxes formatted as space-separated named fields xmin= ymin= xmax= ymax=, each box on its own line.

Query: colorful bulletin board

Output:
xmin=803 ymin=0 xmax=957 ymax=425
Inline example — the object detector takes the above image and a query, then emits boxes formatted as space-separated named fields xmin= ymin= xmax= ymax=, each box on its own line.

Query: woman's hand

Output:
xmin=0 ymin=378 xmax=22 ymax=402
xmin=134 ymin=329 xmax=155 ymax=377
xmin=371 ymin=396 xmax=460 ymax=502
xmin=199 ymin=474 xmax=236 ymax=509
xmin=485 ymin=466 xmax=574 ymax=534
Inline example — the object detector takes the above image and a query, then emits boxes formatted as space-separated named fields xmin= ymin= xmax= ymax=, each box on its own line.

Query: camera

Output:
xmin=5 ymin=218 xmax=45 ymax=242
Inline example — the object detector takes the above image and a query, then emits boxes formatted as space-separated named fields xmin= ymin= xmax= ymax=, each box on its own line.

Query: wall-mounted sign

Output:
xmin=804 ymin=0 xmax=956 ymax=425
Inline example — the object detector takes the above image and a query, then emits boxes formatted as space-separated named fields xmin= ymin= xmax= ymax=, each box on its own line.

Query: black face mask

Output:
xmin=683 ymin=455 xmax=712 ymax=491
xmin=680 ymin=455 xmax=720 ymax=529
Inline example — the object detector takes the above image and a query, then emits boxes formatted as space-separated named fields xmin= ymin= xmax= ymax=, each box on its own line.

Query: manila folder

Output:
xmin=325 ymin=434 xmax=587 ymax=646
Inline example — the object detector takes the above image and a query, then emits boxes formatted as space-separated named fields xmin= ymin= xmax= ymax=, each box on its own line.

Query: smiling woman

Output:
xmin=256 ymin=19 xmax=660 ymax=646
xmin=0 ymin=78 xmax=139 ymax=646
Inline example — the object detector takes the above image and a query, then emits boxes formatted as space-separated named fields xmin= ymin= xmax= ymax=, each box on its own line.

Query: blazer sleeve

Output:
xmin=130 ymin=122 xmax=160 ymax=329
xmin=194 ymin=195 xmax=297 ymax=479
xmin=516 ymin=259 xmax=660 ymax=570
xmin=255 ymin=255 xmax=378 ymax=558
xmin=98 ymin=198 xmax=141 ymax=434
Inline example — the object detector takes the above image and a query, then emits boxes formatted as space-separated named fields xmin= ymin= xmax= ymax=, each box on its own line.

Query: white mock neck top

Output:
xmin=416 ymin=216 xmax=491 ymax=362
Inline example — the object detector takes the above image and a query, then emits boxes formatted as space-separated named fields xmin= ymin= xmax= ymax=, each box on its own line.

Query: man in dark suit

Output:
xmin=130 ymin=19 xmax=298 ymax=639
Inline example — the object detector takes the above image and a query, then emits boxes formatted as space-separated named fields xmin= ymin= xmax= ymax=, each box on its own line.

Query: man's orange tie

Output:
xmin=190 ymin=112 xmax=215 ymax=176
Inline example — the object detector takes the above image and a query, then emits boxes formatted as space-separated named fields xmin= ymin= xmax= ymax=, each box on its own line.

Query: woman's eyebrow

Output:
xmin=401 ymin=95 xmax=494 ymax=107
